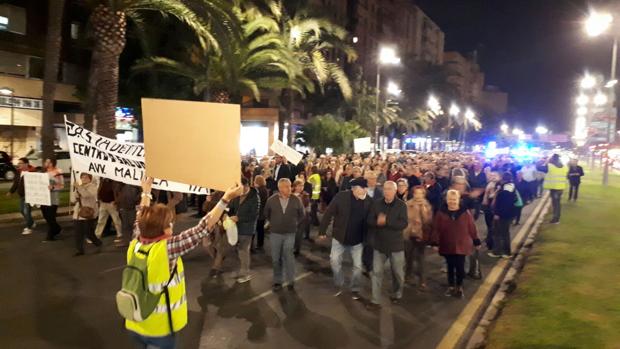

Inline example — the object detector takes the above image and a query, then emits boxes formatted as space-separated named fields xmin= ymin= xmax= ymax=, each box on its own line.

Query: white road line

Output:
xmin=99 ymin=265 xmax=125 ymax=274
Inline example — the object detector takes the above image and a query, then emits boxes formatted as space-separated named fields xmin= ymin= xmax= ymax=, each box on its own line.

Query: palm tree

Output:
xmin=132 ymin=5 xmax=304 ymax=103
xmin=85 ymin=0 xmax=237 ymax=137
xmin=41 ymin=0 xmax=65 ymax=159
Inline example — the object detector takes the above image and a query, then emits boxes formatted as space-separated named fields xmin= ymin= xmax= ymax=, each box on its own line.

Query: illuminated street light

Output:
xmin=576 ymin=94 xmax=589 ymax=106
xmin=379 ymin=46 xmax=401 ymax=65
xmin=580 ymin=73 xmax=596 ymax=89
xmin=594 ymin=92 xmax=608 ymax=106
xmin=427 ymin=94 xmax=441 ymax=115
xmin=386 ymin=81 xmax=401 ymax=96
xmin=449 ymin=103 xmax=460 ymax=116
xmin=464 ymin=108 xmax=475 ymax=121
xmin=512 ymin=128 xmax=524 ymax=136
xmin=352 ymin=36 xmax=359 ymax=44
xmin=290 ymin=26 xmax=301 ymax=42
xmin=535 ymin=126 xmax=549 ymax=135
xmin=584 ymin=11 xmax=613 ymax=37
xmin=576 ymin=106 xmax=588 ymax=116
xmin=375 ymin=46 xmax=401 ymax=150
xmin=500 ymin=123 xmax=509 ymax=133
xmin=605 ymin=79 xmax=618 ymax=88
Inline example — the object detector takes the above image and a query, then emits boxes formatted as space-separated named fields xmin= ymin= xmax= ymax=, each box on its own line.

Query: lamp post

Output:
xmin=375 ymin=47 xmax=400 ymax=151
xmin=0 ymin=87 xmax=15 ymax=158
xmin=584 ymin=10 xmax=617 ymax=185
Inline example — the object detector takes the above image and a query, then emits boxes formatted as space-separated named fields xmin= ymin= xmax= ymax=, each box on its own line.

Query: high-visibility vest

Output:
xmin=308 ymin=173 xmax=322 ymax=200
xmin=544 ymin=164 xmax=567 ymax=190
xmin=125 ymin=239 xmax=188 ymax=337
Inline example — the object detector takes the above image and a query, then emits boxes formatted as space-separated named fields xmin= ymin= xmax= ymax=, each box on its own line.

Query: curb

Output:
xmin=0 ymin=206 xmax=73 ymax=224
xmin=464 ymin=196 xmax=551 ymax=349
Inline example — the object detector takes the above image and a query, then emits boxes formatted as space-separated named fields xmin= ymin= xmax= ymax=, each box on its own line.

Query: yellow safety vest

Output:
xmin=544 ymin=164 xmax=567 ymax=190
xmin=308 ymin=173 xmax=322 ymax=200
xmin=125 ymin=239 xmax=188 ymax=337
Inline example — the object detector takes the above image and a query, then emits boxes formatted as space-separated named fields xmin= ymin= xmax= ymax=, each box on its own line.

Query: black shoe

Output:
xmin=209 ymin=269 xmax=221 ymax=278
xmin=272 ymin=283 xmax=283 ymax=292
xmin=389 ymin=296 xmax=400 ymax=304
xmin=445 ymin=287 xmax=455 ymax=297
xmin=73 ymin=252 xmax=84 ymax=257
xmin=294 ymin=251 xmax=300 ymax=257
xmin=453 ymin=288 xmax=465 ymax=299
xmin=351 ymin=291 xmax=361 ymax=300
xmin=287 ymin=284 xmax=295 ymax=291
xmin=42 ymin=238 xmax=56 ymax=243
xmin=366 ymin=302 xmax=381 ymax=311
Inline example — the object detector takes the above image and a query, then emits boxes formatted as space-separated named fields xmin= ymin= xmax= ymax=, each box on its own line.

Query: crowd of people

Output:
xmin=4 ymin=150 xmax=584 ymax=348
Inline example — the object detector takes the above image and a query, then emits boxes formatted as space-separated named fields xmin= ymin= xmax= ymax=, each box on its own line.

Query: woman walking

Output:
xmin=253 ymin=175 xmax=269 ymax=251
xmin=73 ymin=173 xmax=102 ymax=256
xmin=404 ymin=186 xmax=433 ymax=290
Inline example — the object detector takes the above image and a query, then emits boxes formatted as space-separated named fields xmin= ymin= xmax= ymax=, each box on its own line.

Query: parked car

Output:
xmin=0 ymin=151 xmax=17 ymax=181
xmin=25 ymin=149 xmax=72 ymax=175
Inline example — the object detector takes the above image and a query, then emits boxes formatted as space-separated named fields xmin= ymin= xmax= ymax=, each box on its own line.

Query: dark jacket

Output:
xmin=264 ymin=193 xmax=305 ymax=234
xmin=494 ymin=183 xmax=517 ymax=219
xmin=468 ymin=170 xmax=487 ymax=189
xmin=431 ymin=205 xmax=480 ymax=255
xmin=339 ymin=175 xmax=352 ymax=191
xmin=367 ymin=198 xmax=408 ymax=254
xmin=319 ymin=191 xmax=372 ymax=245
xmin=426 ymin=182 xmax=443 ymax=214
xmin=114 ymin=183 xmax=141 ymax=210
xmin=274 ymin=163 xmax=293 ymax=182
xmin=567 ymin=165 xmax=584 ymax=185
xmin=256 ymin=186 xmax=269 ymax=221
xmin=367 ymin=186 xmax=383 ymax=200
xmin=9 ymin=165 xmax=35 ymax=197
xmin=321 ymin=177 xmax=338 ymax=204
xmin=229 ymin=187 xmax=260 ymax=236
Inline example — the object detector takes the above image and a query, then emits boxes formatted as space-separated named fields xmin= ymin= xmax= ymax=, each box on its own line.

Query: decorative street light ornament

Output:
xmin=576 ymin=94 xmax=589 ymax=106
xmin=584 ymin=11 xmax=613 ymax=37
xmin=580 ymin=74 xmax=596 ymax=89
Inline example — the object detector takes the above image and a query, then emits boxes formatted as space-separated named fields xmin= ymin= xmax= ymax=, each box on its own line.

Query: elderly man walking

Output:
xmin=367 ymin=181 xmax=408 ymax=308
xmin=319 ymin=178 xmax=372 ymax=300
xmin=264 ymin=178 xmax=305 ymax=291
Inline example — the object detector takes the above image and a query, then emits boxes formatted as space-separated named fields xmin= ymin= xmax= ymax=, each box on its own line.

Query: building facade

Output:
xmin=443 ymin=51 xmax=485 ymax=104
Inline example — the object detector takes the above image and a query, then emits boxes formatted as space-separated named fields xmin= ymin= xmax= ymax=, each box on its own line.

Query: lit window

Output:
xmin=70 ymin=22 xmax=80 ymax=40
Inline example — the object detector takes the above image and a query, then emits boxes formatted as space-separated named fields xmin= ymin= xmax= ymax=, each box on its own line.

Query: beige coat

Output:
xmin=405 ymin=198 xmax=433 ymax=241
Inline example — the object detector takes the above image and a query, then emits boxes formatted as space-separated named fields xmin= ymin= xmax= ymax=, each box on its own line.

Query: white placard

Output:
xmin=24 ymin=172 xmax=51 ymax=206
xmin=354 ymin=137 xmax=372 ymax=153
xmin=270 ymin=140 xmax=303 ymax=165
xmin=65 ymin=118 xmax=209 ymax=194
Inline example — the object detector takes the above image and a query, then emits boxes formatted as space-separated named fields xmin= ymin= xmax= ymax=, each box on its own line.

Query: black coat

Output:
xmin=367 ymin=198 xmax=408 ymax=254
xmin=274 ymin=163 xmax=293 ymax=182
xmin=229 ymin=188 xmax=260 ymax=236
xmin=319 ymin=191 xmax=372 ymax=245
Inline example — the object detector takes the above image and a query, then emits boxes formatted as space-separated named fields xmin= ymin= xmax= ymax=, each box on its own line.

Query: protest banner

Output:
xmin=353 ymin=137 xmax=372 ymax=153
xmin=141 ymin=98 xmax=241 ymax=192
xmin=24 ymin=172 xmax=51 ymax=206
xmin=65 ymin=118 xmax=208 ymax=194
xmin=270 ymin=140 xmax=303 ymax=165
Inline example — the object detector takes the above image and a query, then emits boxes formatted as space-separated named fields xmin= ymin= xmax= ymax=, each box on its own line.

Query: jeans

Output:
xmin=514 ymin=206 xmax=523 ymax=224
xmin=483 ymin=206 xmax=494 ymax=249
xmin=569 ymin=183 xmax=580 ymax=201
xmin=119 ymin=208 xmax=137 ymax=244
xmin=550 ymin=189 xmax=563 ymax=222
xmin=330 ymin=239 xmax=363 ymax=292
xmin=95 ymin=202 xmax=122 ymax=238
xmin=294 ymin=215 xmax=308 ymax=253
xmin=404 ymin=239 xmax=426 ymax=284
xmin=237 ymin=235 xmax=253 ymax=276
xmin=74 ymin=219 xmax=102 ymax=253
xmin=270 ymin=233 xmax=296 ymax=285
xmin=41 ymin=205 xmax=61 ymax=239
xmin=371 ymin=250 xmax=405 ymax=304
xmin=19 ymin=197 xmax=34 ymax=229
xmin=493 ymin=218 xmax=512 ymax=256
xmin=129 ymin=331 xmax=176 ymax=349
xmin=310 ymin=199 xmax=319 ymax=226
xmin=444 ymin=255 xmax=466 ymax=287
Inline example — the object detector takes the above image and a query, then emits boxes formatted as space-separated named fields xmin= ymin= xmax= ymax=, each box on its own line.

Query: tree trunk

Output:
xmin=41 ymin=0 xmax=65 ymax=159
xmin=91 ymin=5 xmax=126 ymax=138
xmin=83 ymin=49 xmax=99 ymax=131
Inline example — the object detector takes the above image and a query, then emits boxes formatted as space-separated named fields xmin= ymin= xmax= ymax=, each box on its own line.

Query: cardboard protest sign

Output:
xmin=141 ymin=98 xmax=241 ymax=192
xmin=354 ymin=137 xmax=372 ymax=153
xmin=270 ymin=140 xmax=303 ymax=165
xmin=24 ymin=172 xmax=51 ymax=206
xmin=65 ymin=119 xmax=208 ymax=194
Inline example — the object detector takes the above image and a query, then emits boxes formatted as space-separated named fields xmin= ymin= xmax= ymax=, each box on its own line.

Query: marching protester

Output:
xmin=120 ymin=178 xmax=242 ymax=348
xmin=204 ymin=191 xmax=229 ymax=278
xmin=567 ymin=159 xmax=584 ymax=202
xmin=431 ymin=190 xmax=481 ymax=298
xmin=114 ymin=182 xmax=141 ymax=247
xmin=396 ymin=178 xmax=412 ymax=201
xmin=274 ymin=155 xmax=293 ymax=183
xmin=520 ymin=161 xmax=538 ymax=203
xmin=42 ymin=157 xmax=64 ymax=242
xmin=307 ymin=166 xmax=321 ymax=226
xmin=320 ymin=169 xmax=339 ymax=207
xmin=264 ymin=178 xmax=305 ymax=291
xmin=365 ymin=170 xmax=383 ymax=200
xmin=489 ymin=172 xmax=517 ymax=259
xmin=481 ymin=172 xmax=501 ymax=249
xmin=6 ymin=157 xmax=35 ymax=235
xmin=73 ymin=173 xmax=102 ymax=256
xmin=228 ymin=178 xmax=260 ymax=283
xmin=423 ymin=171 xmax=443 ymax=215
xmin=292 ymin=179 xmax=311 ymax=254
xmin=95 ymin=178 xmax=123 ymax=241
xmin=319 ymin=178 xmax=372 ymax=300
xmin=253 ymin=175 xmax=269 ymax=251
xmin=367 ymin=181 xmax=409 ymax=308
xmin=543 ymin=154 xmax=567 ymax=224
xmin=404 ymin=185 xmax=433 ymax=289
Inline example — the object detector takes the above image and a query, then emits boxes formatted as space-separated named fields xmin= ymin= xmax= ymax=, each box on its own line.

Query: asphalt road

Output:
xmin=0 ymin=200 xmax=538 ymax=349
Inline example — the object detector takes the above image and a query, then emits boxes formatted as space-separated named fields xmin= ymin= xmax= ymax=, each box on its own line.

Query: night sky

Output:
xmin=415 ymin=0 xmax=616 ymax=133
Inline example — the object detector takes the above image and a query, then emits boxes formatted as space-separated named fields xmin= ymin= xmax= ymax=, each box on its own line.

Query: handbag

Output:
xmin=77 ymin=195 xmax=95 ymax=219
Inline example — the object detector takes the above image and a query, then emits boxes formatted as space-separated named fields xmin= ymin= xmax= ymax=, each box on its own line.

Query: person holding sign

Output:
xmin=6 ymin=157 xmax=36 ymax=235
xmin=42 ymin=158 xmax=64 ymax=242
xmin=73 ymin=173 xmax=102 ymax=256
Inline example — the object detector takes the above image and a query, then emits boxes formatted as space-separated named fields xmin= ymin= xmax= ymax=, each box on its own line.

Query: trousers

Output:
xmin=371 ymin=250 xmax=405 ymax=304
xmin=270 ymin=233 xmax=296 ymax=284
xmin=330 ymin=239 xmax=363 ymax=292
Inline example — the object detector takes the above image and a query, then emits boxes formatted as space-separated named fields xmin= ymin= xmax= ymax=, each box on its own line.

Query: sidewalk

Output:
xmin=0 ymin=206 xmax=73 ymax=224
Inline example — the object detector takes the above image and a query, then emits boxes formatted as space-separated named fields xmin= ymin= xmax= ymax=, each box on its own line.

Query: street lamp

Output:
xmin=594 ymin=91 xmax=608 ymax=106
xmin=449 ymin=103 xmax=460 ymax=117
xmin=535 ymin=126 xmax=549 ymax=135
xmin=576 ymin=94 xmax=590 ymax=106
xmin=576 ymin=106 xmax=589 ymax=116
xmin=386 ymin=81 xmax=401 ymax=96
xmin=584 ymin=9 xmax=617 ymax=185
xmin=580 ymin=73 xmax=597 ymax=89
xmin=0 ymin=87 xmax=15 ymax=158
xmin=375 ymin=46 xmax=400 ymax=151
xmin=427 ymin=94 xmax=441 ymax=115
xmin=461 ymin=108 xmax=476 ymax=149
xmin=500 ymin=123 xmax=509 ymax=133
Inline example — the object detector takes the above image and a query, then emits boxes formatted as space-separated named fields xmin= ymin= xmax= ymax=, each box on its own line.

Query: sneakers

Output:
xmin=272 ymin=283 xmax=283 ymax=292
xmin=389 ymin=296 xmax=401 ymax=304
xmin=487 ymin=252 xmax=502 ymax=258
xmin=366 ymin=302 xmax=381 ymax=311
xmin=114 ymin=237 xmax=124 ymax=243
xmin=453 ymin=287 xmax=465 ymax=299
xmin=236 ymin=275 xmax=252 ymax=284
xmin=351 ymin=291 xmax=361 ymax=300
xmin=21 ymin=228 xmax=32 ymax=235
xmin=445 ymin=287 xmax=455 ymax=297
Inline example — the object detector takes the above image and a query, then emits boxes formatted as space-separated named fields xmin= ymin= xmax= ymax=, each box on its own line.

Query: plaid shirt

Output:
xmin=133 ymin=201 xmax=226 ymax=271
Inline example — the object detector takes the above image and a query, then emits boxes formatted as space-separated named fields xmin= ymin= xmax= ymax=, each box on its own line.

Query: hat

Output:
xmin=349 ymin=178 xmax=368 ymax=188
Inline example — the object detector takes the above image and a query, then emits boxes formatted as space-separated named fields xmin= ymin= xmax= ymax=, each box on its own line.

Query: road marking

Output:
xmin=239 ymin=271 xmax=313 ymax=306
xmin=99 ymin=265 xmax=125 ymax=274
xmin=436 ymin=193 xmax=549 ymax=349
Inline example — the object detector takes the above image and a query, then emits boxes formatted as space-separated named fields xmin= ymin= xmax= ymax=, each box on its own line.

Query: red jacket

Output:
xmin=431 ymin=206 xmax=480 ymax=256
